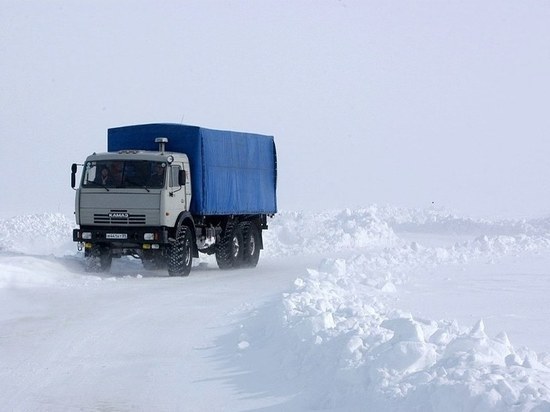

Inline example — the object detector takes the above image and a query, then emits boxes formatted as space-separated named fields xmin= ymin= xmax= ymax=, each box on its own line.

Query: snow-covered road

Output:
xmin=1 ymin=208 xmax=550 ymax=411
xmin=0 ymin=255 xmax=310 ymax=411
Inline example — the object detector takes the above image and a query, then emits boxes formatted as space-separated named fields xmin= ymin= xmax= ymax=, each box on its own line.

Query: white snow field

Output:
xmin=1 ymin=208 xmax=550 ymax=411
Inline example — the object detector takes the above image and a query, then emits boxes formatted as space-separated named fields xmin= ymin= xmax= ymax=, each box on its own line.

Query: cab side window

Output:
xmin=169 ymin=165 xmax=182 ymax=188
xmin=84 ymin=162 xmax=97 ymax=184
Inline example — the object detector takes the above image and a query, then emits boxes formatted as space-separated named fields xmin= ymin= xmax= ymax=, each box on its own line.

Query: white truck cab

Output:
xmin=76 ymin=150 xmax=191 ymax=229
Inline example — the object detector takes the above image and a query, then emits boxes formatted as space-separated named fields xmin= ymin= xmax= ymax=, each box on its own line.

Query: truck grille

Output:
xmin=94 ymin=211 xmax=146 ymax=225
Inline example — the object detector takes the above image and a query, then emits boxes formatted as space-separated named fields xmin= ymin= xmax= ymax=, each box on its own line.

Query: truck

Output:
xmin=71 ymin=123 xmax=277 ymax=276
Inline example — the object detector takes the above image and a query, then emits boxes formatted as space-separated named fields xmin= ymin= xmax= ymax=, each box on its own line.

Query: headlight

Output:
xmin=82 ymin=232 xmax=92 ymax=240
xmin=144 ymin=233 xmax=155 ymax=240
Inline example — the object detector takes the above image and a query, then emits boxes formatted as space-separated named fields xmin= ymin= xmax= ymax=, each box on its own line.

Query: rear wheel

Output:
xmin=168 ymin=225 xmax=193 ymax=277
xmin=216 ymin=220 xmax=244 ymax=269
xmin=242 ymin=222 xmax=261 ymax=268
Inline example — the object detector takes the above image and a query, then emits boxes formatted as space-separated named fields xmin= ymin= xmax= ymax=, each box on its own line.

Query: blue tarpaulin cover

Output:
xmin=107 ymin=123 xmax=277 ymax=216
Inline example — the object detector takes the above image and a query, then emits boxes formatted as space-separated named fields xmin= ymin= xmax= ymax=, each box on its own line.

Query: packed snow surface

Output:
xmin=1 ymin=207 xmax=550 ymax=411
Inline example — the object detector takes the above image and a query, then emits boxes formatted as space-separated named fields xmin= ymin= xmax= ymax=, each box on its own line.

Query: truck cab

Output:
xmin=73 ymin=140 xmax=192 ymax=272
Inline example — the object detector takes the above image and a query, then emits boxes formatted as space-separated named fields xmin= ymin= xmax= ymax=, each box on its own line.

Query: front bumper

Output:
xmin=73 ymin=226 xmax=170 ymax=246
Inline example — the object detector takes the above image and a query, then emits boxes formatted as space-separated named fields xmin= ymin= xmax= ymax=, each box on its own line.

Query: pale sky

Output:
xmin=1 ymin=0 xmax=549 ymax=219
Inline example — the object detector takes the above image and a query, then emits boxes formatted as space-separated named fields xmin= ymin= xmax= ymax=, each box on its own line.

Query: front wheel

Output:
xmin=168 ymin=225 xmax=193 ymax=277
xmin=84 ymin=245 xmax=112 ymax=273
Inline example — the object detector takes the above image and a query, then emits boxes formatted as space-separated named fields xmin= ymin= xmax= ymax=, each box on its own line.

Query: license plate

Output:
xmin=106 ymin=233 xmax=128 ymax=239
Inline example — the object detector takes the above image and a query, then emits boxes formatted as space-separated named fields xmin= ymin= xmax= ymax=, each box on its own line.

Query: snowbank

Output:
xmin=241 ymin=207 xmax=550 ymax=411
xmin=277 ymin=256 xmax=550 ymax=411
xmin=0 ymin=213 xmax=89 ymax=288
xmin=263 ymin=209 xmax=397 ymax=257
xmin=0 ymin=255 xmax=87 ymax=288
xmin=371 ymin=205 xmax=542 ymax=236
xmin=0 ymin=213 xmax=75 ymax=257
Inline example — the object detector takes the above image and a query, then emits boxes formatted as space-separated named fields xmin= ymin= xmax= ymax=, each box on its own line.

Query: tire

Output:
xmin=168 ymin=225 xmax=193 ymax=277
xmin=215 ymin=220 xmax=244 ymax=269
xmin=85 ymin=245 xmax=112 ymax=272
xmin=242 ymin=222 xmax=261 ymax=268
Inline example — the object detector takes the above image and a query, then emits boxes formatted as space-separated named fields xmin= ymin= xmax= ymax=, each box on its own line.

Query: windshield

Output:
xmin=82 ymin=160 xmax=167 ymax=189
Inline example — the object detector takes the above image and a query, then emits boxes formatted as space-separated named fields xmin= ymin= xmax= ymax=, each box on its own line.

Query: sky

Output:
xmin=1 ymin=0 xmax=549 ymax=219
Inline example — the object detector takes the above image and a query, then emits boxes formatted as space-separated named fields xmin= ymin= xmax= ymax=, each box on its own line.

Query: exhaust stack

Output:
xmin=155 ymin=137 xmax=168 ymax=153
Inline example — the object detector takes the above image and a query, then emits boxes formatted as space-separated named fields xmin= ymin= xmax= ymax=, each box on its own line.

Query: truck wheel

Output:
xmin=216 ymin=221 xmax=244 ymax=269
xmin=85 ymin=245 xmax=112 ymax=272
xmin=242 ymin=222 xmax=261 ymax=268
xmin=168 ymin=225 xmax=193 ymax=277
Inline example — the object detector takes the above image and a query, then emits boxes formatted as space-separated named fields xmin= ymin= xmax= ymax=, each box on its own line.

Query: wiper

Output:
xmin=85 ymin=180 xmax=110 ymax=191
xmin=124 ymin=178 xmax=150 ymax=192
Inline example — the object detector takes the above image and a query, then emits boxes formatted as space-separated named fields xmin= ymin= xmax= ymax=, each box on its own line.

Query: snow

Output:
xmin=1 ymin=207 xmax=550 ymax=411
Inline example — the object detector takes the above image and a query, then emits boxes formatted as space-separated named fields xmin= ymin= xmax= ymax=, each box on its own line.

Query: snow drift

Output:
xmin=234 ymin=207 xmax=550 ymax=411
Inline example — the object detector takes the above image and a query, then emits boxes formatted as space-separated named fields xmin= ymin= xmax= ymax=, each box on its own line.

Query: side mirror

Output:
xmin=71 ymin=163 xmax=78 ymax=189
xmin=178 ymin=169 xmax=186 ymax=186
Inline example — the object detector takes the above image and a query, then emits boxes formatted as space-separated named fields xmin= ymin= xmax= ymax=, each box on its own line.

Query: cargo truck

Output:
xmin=71 ymin=123 xmax=277 ymax=276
